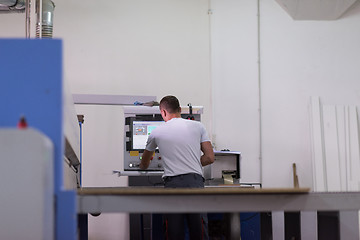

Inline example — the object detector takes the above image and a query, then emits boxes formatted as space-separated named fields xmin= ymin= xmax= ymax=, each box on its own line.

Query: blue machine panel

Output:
xmin=0 ymin=39 xmax=76 ymax=240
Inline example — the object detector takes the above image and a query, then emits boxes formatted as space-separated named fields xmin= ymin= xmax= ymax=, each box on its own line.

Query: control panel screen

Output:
xmin=132 ymin=121 xmax=164 ymax=150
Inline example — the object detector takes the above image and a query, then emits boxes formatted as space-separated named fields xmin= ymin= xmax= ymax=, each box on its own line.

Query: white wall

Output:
xmin=75 ymin=104 xmax=129 ymax=240
xmin=57 ymin=1 xmax=210 ymax=239
xmin=0 ymin=12 xmax=24 ymax=37
xmin=1 ymin=1 xmax=210 ymax=239
xmin=2 ymin=0 xmax=360 ymax=238
xmin=210 ymin=0 xmax=360 ymax=188
xmin=260 ymin=0 xmax=360 ymax=188
xmin=210 ymin=0 xmax=261 ymax=184
xmin=55 ymin=0 xmax=212 ymax=129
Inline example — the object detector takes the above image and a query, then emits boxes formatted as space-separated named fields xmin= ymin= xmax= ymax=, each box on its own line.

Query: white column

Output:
xmin=301 ymin=211 xmax=317 ymax=240
xmin=272 ymin=211 xmax=284 ymax=240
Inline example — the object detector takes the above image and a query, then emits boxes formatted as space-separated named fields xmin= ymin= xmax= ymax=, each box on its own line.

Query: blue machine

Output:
xmin=0 ymin=39 xmax=78 ymax=240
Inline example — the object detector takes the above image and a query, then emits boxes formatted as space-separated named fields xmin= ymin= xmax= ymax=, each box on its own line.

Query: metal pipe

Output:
xmin=41 ymin=0 xmax=54 ymax=38
xmin=36 ymin=0 xmax=54 ymax=38
xmin=25 ymin=0 xmax=30 ymax=38
xmin=257 ymin=0 xmax=263 ymax=184
xmin=35 ymin=0 xmax=41 ymax=37
xmin=207 ymin=0 xmax=214 ymax=146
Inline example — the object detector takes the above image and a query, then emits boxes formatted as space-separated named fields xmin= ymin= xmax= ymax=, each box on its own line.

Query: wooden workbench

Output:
xmin=77 ymin=187 xmax=360 ymax=239
xmin=76 ymin=186 xmax=330 ymax=214
xmin=78 ymin=186 xmax=310 ymax=196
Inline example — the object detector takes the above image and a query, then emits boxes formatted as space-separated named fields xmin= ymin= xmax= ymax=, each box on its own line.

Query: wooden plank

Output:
xmin=323 ymin=105 xmax=341 ymax=191
xmin=293 ymin=163 xmax=299 ymax=188
xmin=78 ymin=192 xmax=360 ymax=214
xmin=310 ymin=97 xmax=326 ymax=191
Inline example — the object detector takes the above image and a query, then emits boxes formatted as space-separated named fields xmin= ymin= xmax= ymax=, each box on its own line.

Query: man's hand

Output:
xmin=200 ymin=141 xmax=215 ymax=166
xmin=140 ymin=149 xmax=154 ymax=170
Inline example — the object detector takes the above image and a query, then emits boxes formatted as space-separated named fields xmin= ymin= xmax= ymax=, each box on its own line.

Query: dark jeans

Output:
xmin=163 ymin=173 xmax=208 ymax=240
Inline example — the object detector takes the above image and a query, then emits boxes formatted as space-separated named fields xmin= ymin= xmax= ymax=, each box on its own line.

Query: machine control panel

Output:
xmin=124 ymin=114 xmax=164 ymax=171
xmin=126 ymin=152 xmax=163 ymax=171
xmin=123 ymin=106 xmax=203 ymax=172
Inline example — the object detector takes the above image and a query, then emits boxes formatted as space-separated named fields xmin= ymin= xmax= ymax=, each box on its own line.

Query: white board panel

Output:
xmin=322 ymin=105 xmax=341 ymax=191
xmin=310 ymin=97 xmax=326 ymax=191
xmin=336 ymin=105 xmax=347 ymax=191
xmin=210 ymin=0 xmax=260 ymax=183
xmin=348 ymin=106 xmax=360 ymax=191
xmin=344 ymin=106 xmax=352 ymax=191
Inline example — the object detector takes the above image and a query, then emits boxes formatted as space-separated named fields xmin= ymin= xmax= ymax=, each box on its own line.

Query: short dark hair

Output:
xmin=160 ymin=95 xmax=181 ymax=113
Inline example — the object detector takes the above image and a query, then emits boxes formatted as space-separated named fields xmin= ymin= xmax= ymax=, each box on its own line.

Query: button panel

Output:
xmin=124 ymin=152 xmax=163 ymax=171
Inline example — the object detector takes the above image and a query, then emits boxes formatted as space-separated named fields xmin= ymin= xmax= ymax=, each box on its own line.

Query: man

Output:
xmin=140 ymin=95 xmax=214 ymax=240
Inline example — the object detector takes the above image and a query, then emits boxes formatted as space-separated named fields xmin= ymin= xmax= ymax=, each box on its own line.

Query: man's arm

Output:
xmin=140 ymin=149 xmax=154 ymax=170
xmin=200 ymin=141 xmax=215 ymax=166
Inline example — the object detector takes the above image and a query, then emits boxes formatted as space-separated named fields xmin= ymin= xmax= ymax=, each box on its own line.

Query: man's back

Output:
xmin=146 ymin=117 xmax=209 ymax=177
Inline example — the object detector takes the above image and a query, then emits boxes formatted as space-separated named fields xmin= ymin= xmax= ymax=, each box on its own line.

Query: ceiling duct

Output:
xmin=36 ymin=0 xmax=55 ymax=38
xmin=275 ymin=0 xmax=358 ymax=20
xmin=0 ymin=0 xmax=25 ymax=12
xmin=1 ymin=0 xmax=55 ymax=39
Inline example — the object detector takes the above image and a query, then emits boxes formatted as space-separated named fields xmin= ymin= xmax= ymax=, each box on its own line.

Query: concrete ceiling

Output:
xmin=275 ymin=0 xmax=358 ymax=20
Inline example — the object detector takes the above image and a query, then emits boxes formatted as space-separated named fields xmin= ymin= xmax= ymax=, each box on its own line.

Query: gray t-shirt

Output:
xmin=145 ymin=117 xmax=210 ymax=178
